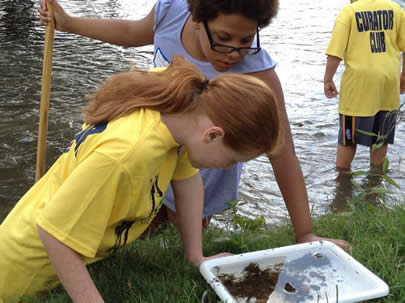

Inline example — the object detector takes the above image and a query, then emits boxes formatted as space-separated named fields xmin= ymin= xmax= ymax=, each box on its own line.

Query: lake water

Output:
xmin=1 ymin=0 xmax=404 ymax=224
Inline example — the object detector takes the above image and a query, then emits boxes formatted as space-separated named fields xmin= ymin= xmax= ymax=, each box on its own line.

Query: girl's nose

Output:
xmin=226 ymin=50 xmax=243 ymax=61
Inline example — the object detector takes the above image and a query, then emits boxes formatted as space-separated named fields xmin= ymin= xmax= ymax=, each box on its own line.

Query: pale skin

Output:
xmin=324 ymin=54 xmax=404 ymax=170
xmin=37 ymin=225 xmax=104 ymax=303
xmin=39 ymin=0 xmax=349 ymax=248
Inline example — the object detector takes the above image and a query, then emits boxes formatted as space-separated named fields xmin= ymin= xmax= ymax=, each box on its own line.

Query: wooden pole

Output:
xmin=35 ymin=4 xmax=55 ymax=182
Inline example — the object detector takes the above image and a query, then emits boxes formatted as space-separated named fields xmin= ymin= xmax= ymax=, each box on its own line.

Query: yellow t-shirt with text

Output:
xmin=326 ymin=0 xmax=405 ymax=116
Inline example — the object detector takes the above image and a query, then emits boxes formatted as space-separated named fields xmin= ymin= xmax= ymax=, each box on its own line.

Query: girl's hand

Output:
xmin=297 ymin=232 xmax=352 ymax=254
xmin=201 ymin=252 xmax=233 ymax=264
xmin=324 ymin=80 xmax=339 ymax=98
xmin=39 ymin=0 xmax=70 ymax=32
xmin=189 ymin=252 xmax=233 ymax=267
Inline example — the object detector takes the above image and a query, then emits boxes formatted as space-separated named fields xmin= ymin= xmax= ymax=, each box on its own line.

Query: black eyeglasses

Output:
xmin=203 ymin=21 xmax=261 ymax=55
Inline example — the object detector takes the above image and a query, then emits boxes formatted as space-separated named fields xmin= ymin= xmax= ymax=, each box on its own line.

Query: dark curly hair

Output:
xmin=187 ymin=0 xmax=279 ymax=28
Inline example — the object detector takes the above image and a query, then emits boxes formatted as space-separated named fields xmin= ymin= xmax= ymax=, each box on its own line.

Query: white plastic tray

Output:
xmin=200 ymin=241 xmax=389 ymax=303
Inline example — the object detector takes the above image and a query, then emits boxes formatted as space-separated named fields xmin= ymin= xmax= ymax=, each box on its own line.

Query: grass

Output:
xmin=21 ymin=197 xmax=405 ymax=303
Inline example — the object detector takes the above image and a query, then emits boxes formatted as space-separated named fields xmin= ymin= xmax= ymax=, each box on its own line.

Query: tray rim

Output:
xmin=199 ymin=241 xmax=389 ymax=303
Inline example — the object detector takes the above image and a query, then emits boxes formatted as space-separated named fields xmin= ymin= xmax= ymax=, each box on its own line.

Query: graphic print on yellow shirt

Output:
xmin=354 ymin=9 xmax=394 ymax=53
xmin=326 ymin=0 xmax=405 ymax=116
xmin=106 ymin=174 xmax=164 ymax=255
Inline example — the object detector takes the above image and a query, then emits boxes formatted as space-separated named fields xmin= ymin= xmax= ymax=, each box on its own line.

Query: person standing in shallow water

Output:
xmin=324 ymin=0 xmax=405 ymax=172
xmin=39 ymin=0 xmax=349 ymax=250
xmin=0 ymin=57 xmax=282 ymax=302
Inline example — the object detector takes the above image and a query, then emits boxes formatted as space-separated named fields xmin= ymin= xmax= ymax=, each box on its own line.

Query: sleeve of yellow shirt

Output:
xmin=172 ymin=148 xmax=199 ymax=181
xmin=326 ymin=7 xmax=351 ymax=60
xmin=37 ymin=152 xmax=131 ymax=258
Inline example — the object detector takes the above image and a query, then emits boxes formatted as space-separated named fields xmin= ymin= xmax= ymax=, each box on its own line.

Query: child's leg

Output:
xmin=370 ymin=143 xmax=388 ymax=171
xmin=336 ymin=144 xmax=356 ymax=170
xmin=338 ymin=112 xmax=396 ymax=170
xmin=337 ymin=114 xmax=358 ymax=169
xmin=331 ymin=167 xmax=354 ymax=212
xmin=368 ymin=110 xmax=397 ymax=171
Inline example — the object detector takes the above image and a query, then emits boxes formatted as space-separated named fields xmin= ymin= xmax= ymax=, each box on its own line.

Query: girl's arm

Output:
xmin=39 ymin=0 xmax=155 ymax=47
xmin=171 ymin=174 xmax=204 ymax=266
xmin=37 ymin=225 xmax=104 ymax=303
xmin=248 ymin=68 xmax=349 ymax=251
xmin=171 ymin=174 xmax=232 ymax=266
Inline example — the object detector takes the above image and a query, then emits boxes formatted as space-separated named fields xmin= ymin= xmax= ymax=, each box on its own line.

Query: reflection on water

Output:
xmin=0 ymin=0 xmax=404 ymax=223
xmin=0 ymin=0 xmax=154 ymax=221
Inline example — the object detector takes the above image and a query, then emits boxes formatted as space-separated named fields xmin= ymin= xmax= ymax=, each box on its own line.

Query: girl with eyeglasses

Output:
xmin=39 ymin=0 xmax=349 ymax=252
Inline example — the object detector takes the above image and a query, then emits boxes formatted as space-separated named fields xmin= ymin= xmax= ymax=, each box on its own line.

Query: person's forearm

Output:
xmin=269 ymin=148 xmax=313 ymax=240
xmin=40 ymin=0 xmax=155 ymax=47
xmin=177 ymin=205 xmax=204 ymax=265
xmin=324 ymin=55 xmax=341 ymax=82
xmin=267 ymin=84 xmax=313 ymax=240
xmin=172 ymin=175 xmax=204 ymax=265
xmin=65 ymin=18 xmax=140 ymax=47
xmin=37 ymin=225 xmax=104 ymax=303
xmin=251 ymin=68 xmax=314 ymax=241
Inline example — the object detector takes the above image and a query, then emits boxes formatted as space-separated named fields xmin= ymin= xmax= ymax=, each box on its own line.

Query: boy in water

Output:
xmin=40 ymin=0 xmax=348 ymax=249
xmin=324 ymin=0 xmax=405 ymax=171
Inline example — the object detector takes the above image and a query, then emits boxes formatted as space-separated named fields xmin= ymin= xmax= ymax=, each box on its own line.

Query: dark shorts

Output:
xmin=338 ymin=111 xmax=397 ymax=147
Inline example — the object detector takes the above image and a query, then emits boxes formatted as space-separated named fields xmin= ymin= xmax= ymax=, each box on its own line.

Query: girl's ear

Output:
xmin=203 ymin=126 xmax=225 ymax=143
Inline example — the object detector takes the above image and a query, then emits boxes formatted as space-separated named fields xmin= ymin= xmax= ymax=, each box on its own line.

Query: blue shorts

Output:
xmin=338 ymin=111 xmax=397 ymax=147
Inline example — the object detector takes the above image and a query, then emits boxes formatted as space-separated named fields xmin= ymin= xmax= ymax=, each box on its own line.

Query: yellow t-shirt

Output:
xmin=326 ymin=0 xmax=405 ymax=116
xmin=0 ymin=108 xmax=198 ymax=300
